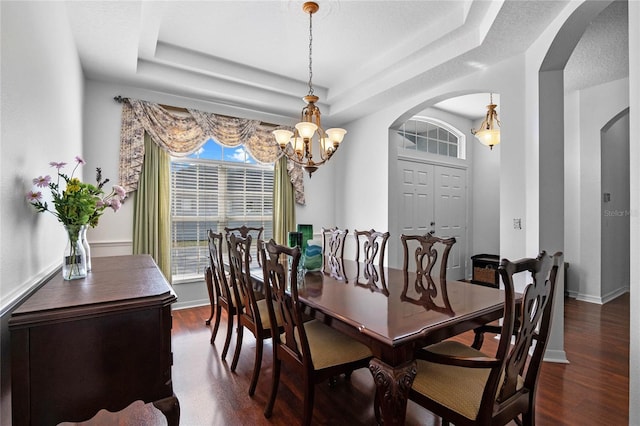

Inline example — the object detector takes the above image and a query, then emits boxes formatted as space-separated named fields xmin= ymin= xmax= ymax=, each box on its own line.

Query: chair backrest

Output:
xmin=260 ymin=239 xmax=312 ymax=368
xmin=227 ymin=233 xmax=259 ymax=324
xmin=354 ymin=229 xmax=390 ymax=268
xmin=207 ymin=229 xmax=231 ymax=303
xmin=493 ymin=252 xmax=561 ymax=407
xmin=321 ymin=227 xmax=348 ymax=279
xmin=225 ymin=225 xmax=264 ymax=265
xmin=400 ymin=233 xmax=456 ymax=280
xmin=354 ymin=229 xmax=390 ymax=292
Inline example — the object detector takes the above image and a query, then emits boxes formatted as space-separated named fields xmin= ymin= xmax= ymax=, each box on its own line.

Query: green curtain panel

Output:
xmin=273 ymin=156 xmax=296 ymax=246
xmin=133 ymin=133 xmax=171 ymax=280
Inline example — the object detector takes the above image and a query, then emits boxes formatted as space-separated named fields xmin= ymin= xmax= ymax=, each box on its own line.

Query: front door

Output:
xmin=396 ymin=160 xmax=468 ymax=280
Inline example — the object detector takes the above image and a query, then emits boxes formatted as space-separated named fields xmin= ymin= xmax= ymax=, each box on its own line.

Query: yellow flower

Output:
xmin=66 ymin=178 xmax=81 ymax=193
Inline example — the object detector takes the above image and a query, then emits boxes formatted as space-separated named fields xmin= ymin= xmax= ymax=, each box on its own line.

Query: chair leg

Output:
xmin=302 ymin=378 xmax=315 ymax=426
xmin=205 ymin=293 xmax=215 ymax=326
xmin=471 ymin=328 xmax=485 ymax=350
xmin=210 ymin=305 xmax=222 ymax=344
xmin=248 ymin=337 xmax=263 ymax=396
xmin=264 ymin=358 xmax=281 ymax=418
xmin=230 ymin=323 xmax=244 ymax=372
xmin=204 ymin=267 xmax=215 ymax=325
xmin=221 ymin=311 xmax=234 ymax=360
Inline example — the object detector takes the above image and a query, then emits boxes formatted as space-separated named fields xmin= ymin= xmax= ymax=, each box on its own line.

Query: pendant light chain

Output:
xmin=307 ymin=9 xmax=314 ymax=96
xmin=271 ymin=1 xmax=347 ymax=177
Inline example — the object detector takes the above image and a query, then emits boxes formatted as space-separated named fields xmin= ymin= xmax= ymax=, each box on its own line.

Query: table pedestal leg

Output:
xmin=369 ymin=358 xmax=417 ymax=425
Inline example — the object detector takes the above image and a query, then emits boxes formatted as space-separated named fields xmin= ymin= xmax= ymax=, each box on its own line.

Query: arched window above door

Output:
xmin=394 ymin=117 xmax=465 ymax=160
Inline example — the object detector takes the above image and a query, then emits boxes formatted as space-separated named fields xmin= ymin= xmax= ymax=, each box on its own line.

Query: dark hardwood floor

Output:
xmin=70 ymin=293 xmax=629 ymax=425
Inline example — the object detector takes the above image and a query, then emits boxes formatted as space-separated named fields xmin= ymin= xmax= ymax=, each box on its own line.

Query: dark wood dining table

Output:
xmin=250 ymin=257 xmax=508 ymax=425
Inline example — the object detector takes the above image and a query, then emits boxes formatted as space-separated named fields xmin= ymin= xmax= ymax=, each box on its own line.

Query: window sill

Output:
xmin=172 ymin=275 xmax=204 ymax=285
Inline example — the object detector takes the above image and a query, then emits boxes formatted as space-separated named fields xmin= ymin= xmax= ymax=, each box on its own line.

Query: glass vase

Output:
xmin=80 ymin=225 xmax=92 ymax=272
xmin=63 ymin=224 xmax=87 ymax=280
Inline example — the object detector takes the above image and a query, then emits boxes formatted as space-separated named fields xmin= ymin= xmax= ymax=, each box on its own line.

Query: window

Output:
xmin=395 ymin=117 xmax=464 ymax=159
xmin=170 ymin=139 xmax=274 ymax=281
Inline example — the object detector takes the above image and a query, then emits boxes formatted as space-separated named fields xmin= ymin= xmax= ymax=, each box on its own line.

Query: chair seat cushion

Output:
xmin=301 ymin=319 xmax=372 ymax=370
xmin=412 ymin=340 xmax=523 ymax=421
xmin=256 ymin=298 xmax=283 ymax=330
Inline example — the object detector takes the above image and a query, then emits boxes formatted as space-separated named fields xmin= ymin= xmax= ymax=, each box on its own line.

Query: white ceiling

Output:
xmin=64 ymin=0 xmax=628 ymax=124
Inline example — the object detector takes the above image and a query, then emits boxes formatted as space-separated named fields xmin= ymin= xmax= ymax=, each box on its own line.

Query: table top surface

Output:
xmin=11 ymin=255 xmax=176 ymax=319
xmin=250 ymin=258 xmax=506 ymax=347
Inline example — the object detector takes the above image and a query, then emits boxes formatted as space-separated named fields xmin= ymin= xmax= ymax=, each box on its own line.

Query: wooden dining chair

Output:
xmin=400 ymin=232 xmax=456 ymax=279
xmin=205 ymin=230 xmax=238 ymax=361
xmin=227 ymin=233 xmax=283 ymax=396
xmin=225 ymin=225 xmax=264 ymax=266
xmin=354 ymin=229 xmax=390 ymax=292
xmin=321 ymin=227 xmax=348 ymax=279
xmin=260 ymin=239 xmax=373 ymax=426
xmin=409 ymin=251 xmax=562 ymax=426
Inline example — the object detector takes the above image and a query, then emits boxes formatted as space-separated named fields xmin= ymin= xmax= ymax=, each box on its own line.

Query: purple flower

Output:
xmin=96 ymin=200 xmax=106 ymax=208
xmin=109 ymin=198 xmax=122 ymax=212
xmin=32 ymin=175 xmax=51 ymax=188
xmin=113 ymin=185 xmax=126 ymax=199
xmin=75 ymin=156 xmax=86 ymax=165
xmin=49 ymin=161 xmax=67 ymax=169
xmin=26 ymin=191 xmax=42 ymax=202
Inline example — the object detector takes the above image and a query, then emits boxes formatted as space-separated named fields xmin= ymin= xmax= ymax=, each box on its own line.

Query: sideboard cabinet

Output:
xmin=10 ymin=255 xmax=179 ymax=425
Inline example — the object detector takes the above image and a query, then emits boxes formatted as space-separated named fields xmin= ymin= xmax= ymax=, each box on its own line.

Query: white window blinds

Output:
xmin=170 ymin=157 xmax=273 ymax=280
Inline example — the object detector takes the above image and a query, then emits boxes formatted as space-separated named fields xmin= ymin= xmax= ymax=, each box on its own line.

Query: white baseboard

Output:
xmin=543 ymin=349 xmax=570 ymax=364
xmin=601 ymin=286 xmax=630 ymax=304
xmin=573 ymin=286 xmax=630 ymax=305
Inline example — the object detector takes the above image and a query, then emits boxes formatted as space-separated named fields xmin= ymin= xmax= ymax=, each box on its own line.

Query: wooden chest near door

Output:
xmin=471 ymin=253 xmax=500 ymax=288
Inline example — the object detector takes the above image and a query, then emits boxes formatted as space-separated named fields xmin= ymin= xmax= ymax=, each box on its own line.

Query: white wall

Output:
xmin=571 ymin=78 xmax=629 ymax=302
xmin=628 ymin=1 xmax=639 ymax=422
xmin=0 ymin=2 xmax=84 ymax=309
xmin=0 ymin=1 xmax=84 ymax=423
xmin=601 ymin=110 xmax=630 ymax=300
xmin=470 ymin=118 xmax=501 ymax=257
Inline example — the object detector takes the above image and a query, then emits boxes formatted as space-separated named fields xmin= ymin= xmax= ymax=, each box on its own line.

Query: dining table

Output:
xmin=249 ymin=256 xmax=509 ymax=425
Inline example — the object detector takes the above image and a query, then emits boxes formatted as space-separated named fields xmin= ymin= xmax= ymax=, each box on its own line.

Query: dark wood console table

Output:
xmin=9 ymin=255 xmax=179 ymax=425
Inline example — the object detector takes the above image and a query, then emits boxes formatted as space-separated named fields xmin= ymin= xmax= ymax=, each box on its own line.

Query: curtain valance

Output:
xmin=118 ymin=97 xmax=305 ymax=205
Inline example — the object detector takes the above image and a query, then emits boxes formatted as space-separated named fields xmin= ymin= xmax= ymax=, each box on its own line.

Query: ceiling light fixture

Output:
xmin=272 ymin=1 xmax=346 ymax=177
xmin=471 ymin=93 xmax=500 ymax=150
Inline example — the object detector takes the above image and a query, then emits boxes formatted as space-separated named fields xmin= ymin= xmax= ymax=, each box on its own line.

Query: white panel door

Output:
xmin=396 ymin=160 xmax=468 ymax=280
xmin=434 ymin=166 xmax=467 ymax=280
xmin=398 ymin=162 xmax=434 ymax=235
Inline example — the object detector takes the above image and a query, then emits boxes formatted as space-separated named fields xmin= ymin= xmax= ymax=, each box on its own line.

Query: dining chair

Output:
xmin=225 ymin=225 xmax=264 ymax=266
xmin=205 ymin=230 xmax=238 ymax=361
xmin=321 ymin=226 xmax=348 ymax=279
xmin=400 ymin=232 xmax=456 ymax=279
xmin=354 ymin=229 xmax=390 ymax=292
xmin=408 ymin=251 xmax=562 ymax=426
xmin=260 ymin=239 xmax=373 ymax=426
xmin=227 ymin=233 xmax=283 ymax=396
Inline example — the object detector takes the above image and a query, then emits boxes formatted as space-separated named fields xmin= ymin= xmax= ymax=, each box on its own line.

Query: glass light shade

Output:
xmin=326 ymin=128 xmax=347 ymax=144
xmin=293 ymin=136 xmax=305 ymax=153
xmin=320 ymin=136 xmax=330 ymax=153
xmin=475 ymin=129 xmax=500 ymax=147
xmin=273 ymin=129 xmax=294 ymax=147
xmin=295 ymin=122 xmax=318 ymax=139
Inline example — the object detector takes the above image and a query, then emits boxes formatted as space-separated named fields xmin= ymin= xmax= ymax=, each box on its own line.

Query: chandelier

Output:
xmin=471 ymin=93 xmax=501 ymax=150
xmin=272 ymin=1 xmax=346 ymax=177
